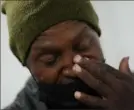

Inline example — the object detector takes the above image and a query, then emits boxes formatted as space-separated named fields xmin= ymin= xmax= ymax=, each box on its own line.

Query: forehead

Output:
xmin=32 ymin=20 xmax=98 ymax=48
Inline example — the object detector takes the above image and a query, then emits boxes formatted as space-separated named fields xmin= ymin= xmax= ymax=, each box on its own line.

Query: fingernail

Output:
xmin=124 ymin=56 xmax=129 ymax=62
xmin=125 ymin=56 xmax=129 ymax=60
xmin=72 ymin=64 xmax=82 ymax=72
xmin=74 ymin=55 xmax=82 ymax=63
xmin=74 ymin=91 xmax=81 ymax=99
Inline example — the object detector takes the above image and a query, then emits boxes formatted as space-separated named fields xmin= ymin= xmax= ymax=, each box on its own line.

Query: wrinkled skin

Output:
xmin=27 ymin=20 xmax=134 ymax=109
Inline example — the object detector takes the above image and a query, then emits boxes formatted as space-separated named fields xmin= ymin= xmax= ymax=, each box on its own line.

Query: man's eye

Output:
xmin=75 ymin=45 xmax=89 ymax=52
xmin=77 ymin=46 xmax=88 ymax=51
xmin=39 ymin=54 xmax=58 ymax=66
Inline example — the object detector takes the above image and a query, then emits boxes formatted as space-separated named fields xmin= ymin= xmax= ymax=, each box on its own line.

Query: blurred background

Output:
xmin=1 ymin=1 xmax=134 ymax=109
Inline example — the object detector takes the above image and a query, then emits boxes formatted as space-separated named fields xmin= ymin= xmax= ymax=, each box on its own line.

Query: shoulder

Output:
xmin=3 ymin=77 xmax=47 ymax=110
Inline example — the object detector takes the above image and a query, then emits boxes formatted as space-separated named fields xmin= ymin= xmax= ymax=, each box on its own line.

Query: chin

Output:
xmin=38 ymin=78 xmax=102 ymax=109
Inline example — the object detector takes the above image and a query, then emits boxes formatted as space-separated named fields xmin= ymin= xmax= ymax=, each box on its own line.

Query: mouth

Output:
xmin=39 ymin=78 xmax=102 ymax=108
xmin=58 ymin=77 xmax=101 ymax=97
xmin=59 ymin=77 xmax=79 ymax=84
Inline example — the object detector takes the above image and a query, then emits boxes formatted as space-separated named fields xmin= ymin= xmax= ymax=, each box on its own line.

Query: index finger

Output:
xmin=73 ymin=55 xmax=131 ymax=81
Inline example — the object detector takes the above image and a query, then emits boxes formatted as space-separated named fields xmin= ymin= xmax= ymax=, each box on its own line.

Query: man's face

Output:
xmin=27 ymin=20 xmax=104 ymax=84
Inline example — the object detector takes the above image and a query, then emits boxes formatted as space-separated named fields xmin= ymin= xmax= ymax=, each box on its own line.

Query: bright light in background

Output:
xmin=91 ymin=1 xmax=134 ymax=69
xmin=1 ymin=1 xmax=134 ymax=109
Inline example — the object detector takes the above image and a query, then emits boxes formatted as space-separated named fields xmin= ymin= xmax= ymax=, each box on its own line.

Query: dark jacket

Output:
xmin=3 ymin=77 xmax=47 ymax=110
xmin=3 ymin=77 xmax=104 ymax=110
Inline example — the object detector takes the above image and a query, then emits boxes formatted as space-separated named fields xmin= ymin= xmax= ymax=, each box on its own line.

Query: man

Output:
xmin=2 ymin=0 xmax=134 ymax=110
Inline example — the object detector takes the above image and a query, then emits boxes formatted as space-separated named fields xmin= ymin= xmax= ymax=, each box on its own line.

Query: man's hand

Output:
xmin=72 ymin=55 xmax=134 ymax=110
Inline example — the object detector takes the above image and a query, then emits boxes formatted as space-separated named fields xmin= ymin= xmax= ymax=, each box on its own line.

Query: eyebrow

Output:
xmin=32 ymin=41 xmax=61 ymax=53
xmin=32 ymin=26 xmax=91 ymax=50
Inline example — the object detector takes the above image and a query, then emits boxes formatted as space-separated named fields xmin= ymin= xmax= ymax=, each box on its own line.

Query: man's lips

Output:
xmin=59 ymin=77 xmax=80 ymax=84
xmin=58 ymin=77 xmax=101 ymax=97
xmin=38 ymin=77 xmax=102 ymax=107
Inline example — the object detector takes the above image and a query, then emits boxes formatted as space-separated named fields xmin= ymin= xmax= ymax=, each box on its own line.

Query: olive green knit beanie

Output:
xmin=2 ymin=0 xmax=101 ymax=66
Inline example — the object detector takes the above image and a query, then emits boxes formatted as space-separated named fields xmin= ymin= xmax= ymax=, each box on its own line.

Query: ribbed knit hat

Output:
xmin=2 ymin=0 xmax=101 ymax=66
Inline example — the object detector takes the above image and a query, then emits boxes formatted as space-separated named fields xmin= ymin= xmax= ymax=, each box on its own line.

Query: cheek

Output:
xmin=31 ymin=66 xmax=60 ymax=84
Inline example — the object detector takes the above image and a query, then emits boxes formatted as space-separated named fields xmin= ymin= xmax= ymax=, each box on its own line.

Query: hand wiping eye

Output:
xmin=73 ymin=55 xmax=90 ymax=63
xmin=71 ymin=55 xmax=134 ymax=110
xmin=73 ymin=55 xmax=89 ymax=73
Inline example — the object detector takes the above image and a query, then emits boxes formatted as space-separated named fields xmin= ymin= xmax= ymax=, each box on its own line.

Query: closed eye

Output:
xmin=39 ymin=54 xmax=59 ymax=66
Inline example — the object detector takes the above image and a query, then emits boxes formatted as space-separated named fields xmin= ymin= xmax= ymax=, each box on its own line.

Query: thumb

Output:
xmin=119 ymin=57 xmax=132 ymax=75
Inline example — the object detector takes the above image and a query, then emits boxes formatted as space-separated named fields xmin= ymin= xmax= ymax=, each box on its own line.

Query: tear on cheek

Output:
xmin=84 ymin=56 xmax=103 ymax=63
xmin=84 ymin=57 xmax=90 ymax=61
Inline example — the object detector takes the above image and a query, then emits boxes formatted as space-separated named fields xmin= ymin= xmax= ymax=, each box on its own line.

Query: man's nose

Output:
xmin=61 ymin=52 xmax=77 ymax=77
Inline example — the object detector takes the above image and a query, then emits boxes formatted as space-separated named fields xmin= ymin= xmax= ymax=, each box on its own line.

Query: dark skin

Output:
xmin=27 ymin=20 xmax=134 ymax=109
xmin=72 ymin=56 xmax=134 ymax=110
